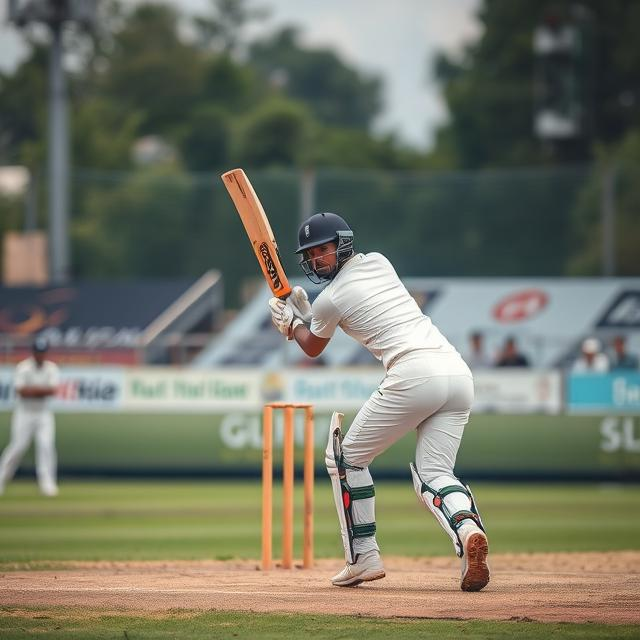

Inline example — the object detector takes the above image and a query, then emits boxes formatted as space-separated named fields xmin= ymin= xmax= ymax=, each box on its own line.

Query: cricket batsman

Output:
xmin=268 ymin=212 xmax=489 ymax=591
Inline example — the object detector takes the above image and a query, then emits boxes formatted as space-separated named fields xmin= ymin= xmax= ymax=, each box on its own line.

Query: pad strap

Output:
xmin=422 ymin=483 xmax=485 ymax=532
xmin=410 ymin=463 xmax=486 ymax=558
xmin=342 ymin=478 xmax=376 ymax=539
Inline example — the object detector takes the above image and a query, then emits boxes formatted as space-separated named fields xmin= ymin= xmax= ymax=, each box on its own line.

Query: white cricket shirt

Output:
xmin=310 ymin=252 xmax=458 ymax=370
xmin=14 ymin=357 xmax=60 ymax=411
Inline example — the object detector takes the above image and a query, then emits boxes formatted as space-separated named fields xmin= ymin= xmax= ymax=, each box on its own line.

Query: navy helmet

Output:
xmin=295 ymin=212 xmax=354 ymax=283
xmin=32 ymin=336 xmax=49 ymax=353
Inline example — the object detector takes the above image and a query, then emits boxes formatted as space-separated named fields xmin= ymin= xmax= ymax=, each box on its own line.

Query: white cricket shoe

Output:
xmin=331 ymin=550 xmax=386 ymax=587
xmin=40 ymin=484 xmax=59 ymax=497
xmin=459 ymin=525 xmax=490 ymax=592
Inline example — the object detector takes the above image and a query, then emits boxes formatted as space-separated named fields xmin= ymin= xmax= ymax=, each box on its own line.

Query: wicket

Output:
xmin=262 ymin=402 xmax=314 ymax=570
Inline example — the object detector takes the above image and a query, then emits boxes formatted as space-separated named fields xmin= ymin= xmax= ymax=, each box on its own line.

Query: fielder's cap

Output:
xmin=32 ymin=336 xmax=49 ymax=353
xmin=582 ymin=337 xmax=600 ymax=354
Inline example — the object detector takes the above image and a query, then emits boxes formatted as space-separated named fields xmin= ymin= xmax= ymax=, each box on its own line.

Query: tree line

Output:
xmin=0 ymin=0 xmax=638 ymax=298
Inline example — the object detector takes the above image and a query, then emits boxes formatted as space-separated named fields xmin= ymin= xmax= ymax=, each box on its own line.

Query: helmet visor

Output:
xmin=299 ymin=247 xmax=339 ymax=283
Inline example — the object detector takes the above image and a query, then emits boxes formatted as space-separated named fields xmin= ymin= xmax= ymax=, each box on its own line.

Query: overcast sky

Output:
xmin=0 ymin=0 xmax=482 ymax=150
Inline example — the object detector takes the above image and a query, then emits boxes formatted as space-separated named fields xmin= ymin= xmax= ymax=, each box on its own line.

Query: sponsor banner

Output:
xmin=568 ymin=372 xmax=640 ymax=414
xmin=277 ymin=369 xmax=561 ymax=414
xmin=0 ymin=366 xmax=124 ymax=412
xmin=600 ymin=416 xmax=640 ymax=453
xmin=1 ymin=367 xmax=562 ymax=414
xmin=123 ymin=368 xmax=262 ymax=411
xmin=120 ymin=369 xmax=384 ymax=413
xmin=52 ymin=367 xmax=124 ymax=411
xmin=274 ymin=369 xmax=384 ymax=411
xmin=472 ymin=370 xmax=561 ymax=414
xmin=596 ymin=290 xmax=640 ymax=328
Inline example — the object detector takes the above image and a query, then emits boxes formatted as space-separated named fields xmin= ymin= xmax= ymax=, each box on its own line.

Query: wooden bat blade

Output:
xmin=221 ymin=168 xmax=291 ymax=298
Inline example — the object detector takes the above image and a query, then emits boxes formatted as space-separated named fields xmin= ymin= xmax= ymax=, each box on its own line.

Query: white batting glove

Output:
xmin=268 ymin=297 xmax=303 ymax=338
xmin=287 ymin=285 xmax=312 ymax=322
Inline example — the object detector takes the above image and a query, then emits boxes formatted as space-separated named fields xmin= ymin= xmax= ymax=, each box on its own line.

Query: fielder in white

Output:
xmin=269 ymin=212 xmax=490 ymax=591
xmin=0 ymin=337 xmax=60 ymax=497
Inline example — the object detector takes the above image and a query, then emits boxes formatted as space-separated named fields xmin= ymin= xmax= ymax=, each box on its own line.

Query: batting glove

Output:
xmin=287 ymin=285 xmax=312 ymax=322
xmin=269 ymin=297 xmax=303 ymax=338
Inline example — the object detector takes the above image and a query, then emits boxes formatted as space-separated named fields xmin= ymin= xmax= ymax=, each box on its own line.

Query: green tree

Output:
xmin=431 ymin=0 xmax=640 ymax=168
xmin=193 ymin=0 xmax=269 ymax=55
xmin=99 ymin=3 xmax=206 ymax=134
xmin=0 ymin=45 xmax=48 ymax=166
xmin=199 ymin=55 xmax=259 ymax=111
xmin=72 ymin=98 xmax=142 ymax=170
xmin=569 ymin=132 xmax=640 ymax=275
xmin=249 ymin=27 xmax=382 ymax=131
xmin=73 ymin=164 xmax=193 ymax=277
xmin=177 ymin=105 xmax=232 ymax=172
xmin=236 ymin=98 xmax=314 ymax=168
xmin=308 ymin=128 xmax=429 ymax=170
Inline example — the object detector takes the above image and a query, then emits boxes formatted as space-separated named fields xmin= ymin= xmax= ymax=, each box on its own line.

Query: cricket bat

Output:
xmin=221 ymin=168 xmax=291 ymax=299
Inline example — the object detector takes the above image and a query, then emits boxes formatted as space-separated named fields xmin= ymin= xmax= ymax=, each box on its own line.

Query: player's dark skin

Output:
xmin=291 ymin=242 xmax=335 ymax=358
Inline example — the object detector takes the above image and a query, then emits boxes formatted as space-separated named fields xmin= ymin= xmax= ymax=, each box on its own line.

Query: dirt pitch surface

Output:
xmin=1 ymin=552 xmax=639 ymax=624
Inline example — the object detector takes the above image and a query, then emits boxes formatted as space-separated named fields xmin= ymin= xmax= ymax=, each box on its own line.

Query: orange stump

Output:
xmin=262 ymin=403 xmax=314 ymax=571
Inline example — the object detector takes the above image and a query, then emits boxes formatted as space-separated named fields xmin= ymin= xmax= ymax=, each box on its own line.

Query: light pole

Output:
xmin=8 ymin=0 xmax=97 ymax=284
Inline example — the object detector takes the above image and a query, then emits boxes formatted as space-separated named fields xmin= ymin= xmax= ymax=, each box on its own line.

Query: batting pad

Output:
xmin=410 ymin=463 xmax=477 ymax=557
xmin=325 ymin=412 xmax=380 ymax=563
xmin=325 ymin=412 xmax=354 ymax=563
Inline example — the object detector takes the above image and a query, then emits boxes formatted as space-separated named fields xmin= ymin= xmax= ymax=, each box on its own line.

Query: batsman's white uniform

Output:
xmin=314 ymin=253 xmax=483 ymax=562
xmin=0 ymin=357 xmax=60 ymax=495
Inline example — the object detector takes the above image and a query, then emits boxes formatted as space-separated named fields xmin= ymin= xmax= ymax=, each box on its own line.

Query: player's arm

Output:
xmin=17 ymin=386 xmax=57 ymax=398
xmin=269 ymin=285 xmax=334 ymax=357
xmin=15 ymin=367 xmax=59 ymax=398
xmin=292 ymin=323 xmax=330 ymax=357
xmin=269 ymin=296 xmax=329 ymax=357
xmin=285 ymin=285 xmax=330 ymax=356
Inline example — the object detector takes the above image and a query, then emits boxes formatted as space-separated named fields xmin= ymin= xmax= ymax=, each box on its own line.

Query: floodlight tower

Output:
xmin=8 ymin=0 xmax=97 ymax=284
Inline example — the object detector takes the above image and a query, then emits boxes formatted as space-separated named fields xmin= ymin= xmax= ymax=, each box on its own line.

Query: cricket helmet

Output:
xmin=32 ymin=336 xmax=49 ymax=353
xmin=295 ymin=212 xmax=354 ymax=283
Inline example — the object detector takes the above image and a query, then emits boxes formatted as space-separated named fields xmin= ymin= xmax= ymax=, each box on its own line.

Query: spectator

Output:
xmin=495 ymin=336 xmax=530 ymax=367
xmin=610 ymin=335 xmax=639 ymax=371
xmin=466 ymin=331 xmax=492 ymax=369
xmin=572 ymin=337 xmax=609 ymax=373
xmin=0 ymin=337 xmax=60 ymax=496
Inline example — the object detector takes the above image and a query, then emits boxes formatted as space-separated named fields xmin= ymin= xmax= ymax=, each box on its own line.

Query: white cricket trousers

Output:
xmin=0 ymin=407 xmax=57 ymax=492
xmin=339 ymin=350 xmax=474 ymax=556
xmin=342 ymin=350 xmax=474 ymax=481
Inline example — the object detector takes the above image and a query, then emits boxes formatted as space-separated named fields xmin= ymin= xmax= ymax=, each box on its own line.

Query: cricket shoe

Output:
xmin=459 ymin=525 xmax=490 ymax=592
xmin=40 ymin=484 xmax=59 ymax=497
xmin=331 ymin=550 xmax=386 ymax=587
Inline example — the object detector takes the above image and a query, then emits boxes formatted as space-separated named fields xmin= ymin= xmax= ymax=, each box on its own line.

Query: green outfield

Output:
xmin=1 ymin=480 xmax=639 ymax=563
xmin=0 ymin=480 xmax=639 ymax=638
xmin=1 ymin=610 xmax=638 ymax=640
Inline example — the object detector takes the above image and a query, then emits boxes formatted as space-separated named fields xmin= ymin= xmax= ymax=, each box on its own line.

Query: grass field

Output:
xmin=1 ymin=479 xmax=639 ymax=638
xmin=1 ymin=480 xmax=640 ymax=563
xmin=1 ymin=610 xmax=639 ymax=640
